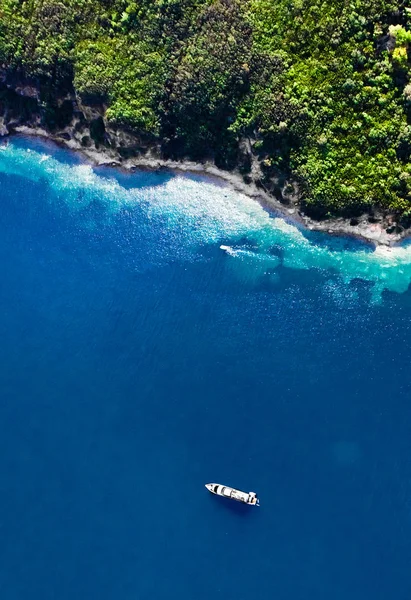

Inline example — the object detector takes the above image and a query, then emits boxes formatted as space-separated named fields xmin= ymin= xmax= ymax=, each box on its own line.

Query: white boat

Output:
xmin=205 ymin=483 xmax=259 ymax=506
xmin=219 ymin=244 xmax=237 ymax=256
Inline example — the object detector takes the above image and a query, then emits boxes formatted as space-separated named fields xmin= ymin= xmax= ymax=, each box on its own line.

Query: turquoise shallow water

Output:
xmin=1 ymin=137 xmax=411 ymax=599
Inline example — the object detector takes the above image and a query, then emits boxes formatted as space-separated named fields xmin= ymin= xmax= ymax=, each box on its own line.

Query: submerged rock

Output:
xmin=0 ymin=118 xmax=9 ymax=137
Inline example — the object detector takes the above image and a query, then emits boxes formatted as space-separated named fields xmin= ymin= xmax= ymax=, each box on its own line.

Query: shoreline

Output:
xmin=6 ymin=125 xmax=407 ymax=249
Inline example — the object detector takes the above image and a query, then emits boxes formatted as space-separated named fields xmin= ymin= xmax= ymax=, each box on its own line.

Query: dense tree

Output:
xmin=1 ymin=0 xmax=411 ymax=217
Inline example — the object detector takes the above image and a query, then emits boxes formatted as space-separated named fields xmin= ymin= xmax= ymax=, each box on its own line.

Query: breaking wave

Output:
xmin=2 ymin=137 xmax=411 ymax=298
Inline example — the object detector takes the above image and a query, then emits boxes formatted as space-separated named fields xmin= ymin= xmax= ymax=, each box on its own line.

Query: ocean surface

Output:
xmin=1 ymin=137 xmax=411 ymax=600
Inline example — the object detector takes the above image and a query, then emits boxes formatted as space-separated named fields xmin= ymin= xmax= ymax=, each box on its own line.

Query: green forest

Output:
xmin=1 ymin=0 xmax=411 ymax=218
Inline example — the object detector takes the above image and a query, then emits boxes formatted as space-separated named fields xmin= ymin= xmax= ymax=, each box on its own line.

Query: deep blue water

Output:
xmin=1 ymin=137 xmax=411 ymax=599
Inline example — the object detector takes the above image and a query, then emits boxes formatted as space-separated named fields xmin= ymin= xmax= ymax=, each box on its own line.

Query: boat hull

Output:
xmin=205 ymin=483 xmax=259 ymax=506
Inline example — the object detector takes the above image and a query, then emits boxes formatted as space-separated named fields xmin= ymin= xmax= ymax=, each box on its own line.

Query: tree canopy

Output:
xmin=1 ymin=0 xmax=411 ymax=217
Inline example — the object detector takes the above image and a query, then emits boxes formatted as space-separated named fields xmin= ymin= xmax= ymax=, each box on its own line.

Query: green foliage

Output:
xmin=167 ymin=0 xmax=254 ymax=156
xmin=244 ymin=0 xmax=411 ymax=216
xmin=74 ymin=38 xmax=166 ymax=132
xmin=2 ymin=0 xmax=411 ymax=215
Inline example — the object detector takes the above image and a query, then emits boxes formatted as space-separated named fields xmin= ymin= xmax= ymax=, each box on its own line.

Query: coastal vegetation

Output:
xmin=1 ymin=0 xmax=411 ymax=219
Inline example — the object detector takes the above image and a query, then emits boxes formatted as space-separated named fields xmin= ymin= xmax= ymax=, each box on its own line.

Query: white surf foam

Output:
xmin=2 ymin=141 xmax=411 ymax=297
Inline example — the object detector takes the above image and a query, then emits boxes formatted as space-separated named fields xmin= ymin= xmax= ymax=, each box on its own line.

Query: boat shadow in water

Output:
xmin=208 ymin=494 xmax=259 ymax=517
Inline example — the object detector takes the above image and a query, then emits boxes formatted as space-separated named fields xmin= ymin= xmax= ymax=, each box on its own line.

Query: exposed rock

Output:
xmin=57 ymin=132 xmax=71 ymax=141
xmin=1 ymin=75 xmax=411 ymax=247
xmin=368 ymin=215 xmax=381 ymax=224
xmin=81 ymin=135 xmax=92 ymax=147
xmin=13 ymin=85 xmax=39 ymax=100
xmin=89 ymin=116 xmax=106 ymax=146
xmin=376 ymin=33 xmax=396 ymax=53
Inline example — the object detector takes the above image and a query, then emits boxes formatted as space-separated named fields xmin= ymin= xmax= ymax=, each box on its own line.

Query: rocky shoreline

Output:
xmin=0 ymin=77 xmax=407 ymax=247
